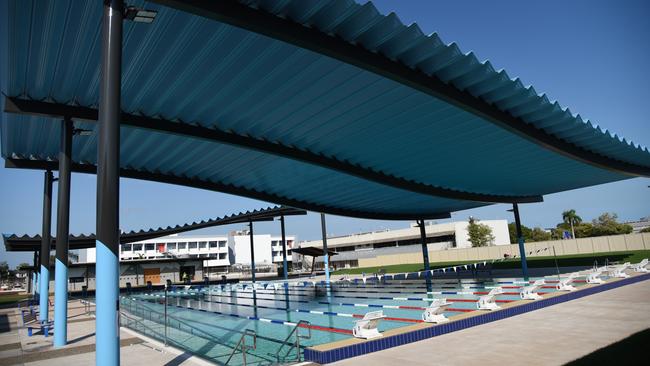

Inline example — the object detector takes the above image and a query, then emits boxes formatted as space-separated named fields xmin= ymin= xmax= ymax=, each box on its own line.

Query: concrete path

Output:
xmin=0 ymin=298 xmax=210 ymax=366
xmin=331 ymin=279 xmax=650 ymax=366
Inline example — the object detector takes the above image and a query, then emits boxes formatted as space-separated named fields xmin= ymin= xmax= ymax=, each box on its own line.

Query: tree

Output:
xmin=529 ymin=227 xmax=552 ymax=242
xmin=508 ymin=223 xmax=551 ymax=243
xmin=562 ymin=209 xmax=582 ymax=239
xmin=0 ymin=261 xmax=9 ymax=280
xmin=641 ymin=227 xmax=650 ymax=233
xmin=467 ymin=217 xmax=495 ymax=247
xmin=591 ymin=213 xmax=633 ymax=236
xmin=16 ymin=262 xmax=30 ymax=271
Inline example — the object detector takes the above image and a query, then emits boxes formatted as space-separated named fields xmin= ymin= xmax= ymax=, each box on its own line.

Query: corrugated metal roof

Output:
xmin=1 ymin=0 xmax=648 ymax=220
xmin=3 ymin=205 xmax=306 ymax=251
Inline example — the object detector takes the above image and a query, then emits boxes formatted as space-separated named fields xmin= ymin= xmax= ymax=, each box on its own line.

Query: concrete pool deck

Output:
xmin=0 ymin=298 xmax=211 ymax=366
xmin=329 ymin=276 xmax=650 ymax=365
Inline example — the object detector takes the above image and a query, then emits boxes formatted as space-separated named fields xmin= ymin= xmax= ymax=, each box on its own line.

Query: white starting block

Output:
xmin=586 ymin=268 xmax=606 ymax=284
xmin=477 ymin=287 xmax=503 ymax=311
xmin=609 ymin=262 xmax=631 ymax=278
xmin=555 ymin=273 xmax=578 ymax=291
xmin=352 ymin=311 xmax=385 ymax=339
xmin=422 ymin=298 xmax=452 ymax=323
xmin=632 ymin=258 xmax=649 ymax=273
xmin=520 ymin=279 xmax=545 ymax=300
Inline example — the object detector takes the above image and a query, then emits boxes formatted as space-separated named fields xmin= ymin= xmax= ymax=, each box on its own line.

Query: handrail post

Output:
xmin=164 ymin=286 xmax=168 ymax=346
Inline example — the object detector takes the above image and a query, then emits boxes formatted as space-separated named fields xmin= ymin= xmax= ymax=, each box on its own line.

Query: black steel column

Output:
xmin=512 ymin=203 xmax=529 ymax=280
xmin=280 ymin=215 xmax=288 ymax=281
xmin=54 ymin=117 xmax=73 ymax=347
xmin=418 ymin=220 xmax=431 ymax=272
xmin=249 ymin=221 xmax=256 ymax=283
xmin=39 ymin=170 xmax=53 ymax=322
xmin=96 ymin=0 xmax=123 ymax=364
xmin=320 ymin=213 xmax=330 ymax=284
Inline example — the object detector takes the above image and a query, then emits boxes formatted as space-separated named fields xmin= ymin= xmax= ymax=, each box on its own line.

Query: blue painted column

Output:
xmin=96 ymin=1 xmax=123 ymax=364
xmin=512 ymin=203 xmax=529 ymax=280
xmin=54 ymin=117 xmax=73 ymax=347
xmin=279 ymin=215 xmax=288 ymax=281
xmin=417 ymin=220 xmax=432 ymax=293
xmin=39 ymin=171 xmax=53 ymax=322
xmin=320 ymin=213 xmax=330 ymax=285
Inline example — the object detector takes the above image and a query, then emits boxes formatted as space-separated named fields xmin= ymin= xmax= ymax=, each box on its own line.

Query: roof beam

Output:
xmin=4 ymin=158 xmax=451 ymax=221
xmin=4 ymin=97 xmax=542 ymax=204
xmin=149 ymin=0 xmax=650 ymax=178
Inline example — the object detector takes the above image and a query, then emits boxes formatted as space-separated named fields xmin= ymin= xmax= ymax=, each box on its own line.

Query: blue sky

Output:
xmin=1 ymin=0 xmax=649 ymax=268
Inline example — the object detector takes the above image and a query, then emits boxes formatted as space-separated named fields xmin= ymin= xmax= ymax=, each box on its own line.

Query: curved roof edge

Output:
xmin=4 ymin=157 xmax=452 ymax=221
xmin=150 ymin=0 xmax=650 ymax=177
xmin=3 ymin=205 xmax=307 ymax=251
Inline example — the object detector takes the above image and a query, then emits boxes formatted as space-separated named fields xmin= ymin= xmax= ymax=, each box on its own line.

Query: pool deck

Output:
xmin=328 ymin=276 xmax=650 ymax=365
xmin=0 ymin=298 xmax=212 ymax=366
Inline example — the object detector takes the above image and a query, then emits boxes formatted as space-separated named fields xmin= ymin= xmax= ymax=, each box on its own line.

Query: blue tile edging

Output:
xmin=304 ymin=273 xmax=650 ymax=364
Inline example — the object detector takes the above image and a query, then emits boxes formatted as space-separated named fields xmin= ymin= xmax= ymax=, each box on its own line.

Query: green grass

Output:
xmin=0 ymin=293 xmax=29 ymax=306
xmin=333 ymin=250 xmax=650 ymax=275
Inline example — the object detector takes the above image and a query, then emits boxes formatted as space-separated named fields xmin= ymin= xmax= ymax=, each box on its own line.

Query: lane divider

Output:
xmin=127 ymin=297 xmax=352 ymax=335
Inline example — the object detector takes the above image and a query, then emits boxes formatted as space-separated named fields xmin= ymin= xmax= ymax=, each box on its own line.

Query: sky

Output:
xmin=1 ymin=0 xmax=649 ymax=268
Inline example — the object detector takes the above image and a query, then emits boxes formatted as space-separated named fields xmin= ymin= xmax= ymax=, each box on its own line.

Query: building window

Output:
xmin=178 ymin=242 xmax=186 ymax=250
xmin=287 ymin=250 xmax=292 ymax=255
xmin=167 ymin=242 xmax=176 ymax=250
xmin=188 ymin=242 xmax=198 ymax=249
xmin=157 ymin=243 xmax=165 ymax=252
xmin=121 ymin=244 xmax=131 ymax=252
xmin=145 ymin=243 xmax=155 ymax=251
xmin=219 ymin=253 xmax=226 ymax=260
xmin=209 ymin=241 xmax=218 ymax=248
xmin=219 ymin=241 xmax=227 ymax=247
xmin=133 ymin=244 xmax=143 ymax=251
xmin=199 ymin=241 xmax=207 ymax=249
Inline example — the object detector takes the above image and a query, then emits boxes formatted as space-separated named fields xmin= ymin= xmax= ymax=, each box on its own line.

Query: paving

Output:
xmin=330 ymin=278 xmax=650 ymax=366
xmin=0 ymin=297 xmax=211 ymax=366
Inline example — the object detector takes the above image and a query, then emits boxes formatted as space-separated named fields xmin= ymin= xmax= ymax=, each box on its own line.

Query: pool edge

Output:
xmin=303 ymin=272 xmax=650 ymax=364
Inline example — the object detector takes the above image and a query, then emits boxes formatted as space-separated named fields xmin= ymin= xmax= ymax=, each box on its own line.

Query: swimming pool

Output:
xmin=119 ymin=275 xmax=594 ymax=365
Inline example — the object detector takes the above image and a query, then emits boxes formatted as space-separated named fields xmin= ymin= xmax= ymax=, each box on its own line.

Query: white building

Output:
xmin=295 ymin=220 xmax=509 ymax=270
xmin=79 ymin=232 xmax=296 ymax=270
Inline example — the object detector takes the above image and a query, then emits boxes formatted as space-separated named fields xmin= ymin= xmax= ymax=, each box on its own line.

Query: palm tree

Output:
xmin=562 ymin=209 xmax=582 ymax=239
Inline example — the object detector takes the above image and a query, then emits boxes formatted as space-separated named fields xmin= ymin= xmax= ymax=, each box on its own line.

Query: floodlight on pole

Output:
xmin=124 ymin=6 xmax=157 ymax=23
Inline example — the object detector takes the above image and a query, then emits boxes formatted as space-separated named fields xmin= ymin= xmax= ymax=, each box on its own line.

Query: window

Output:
xmin=219 ymin=253 xmax=226 ymax=260
xmin=199 ymin=241 xmax=207 ymax=249
xmin=133 ymin=244 xmax=143 ymax=251
xmin=287 ymin=250 xmax=292 ymax=255
xmin=121 ymin=244 xmax=131 ymax=252
xmin=157 ymin=243 xmax=165 ymax=252
xmin=209 ymin=241 xmax=218 ymax=248
xmin=178 ymin=242 xmax=186 ymax=249
xmin=145 ymin=243 xmax=155 ymax=251
xmin=219 ymin=241 xmax=227 ymax=247
xmin=188 ymin=242 xmax=198 ymax=249
xmin=167 ymin=242 xmax=176 ymax=250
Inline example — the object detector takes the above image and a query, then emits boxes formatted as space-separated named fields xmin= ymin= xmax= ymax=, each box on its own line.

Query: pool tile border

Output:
xmin=303 ymin=272 xmax=650 ymax=364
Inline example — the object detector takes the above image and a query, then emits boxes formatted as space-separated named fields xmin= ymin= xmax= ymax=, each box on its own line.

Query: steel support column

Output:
xmin=54 ymin=117 xmax=73 ymax=347
xmin=280 ymin=215 xmax=288 ymax=281
xmin=320 ymin=213 xmax=330 ymax=284
xmin=39 ymin=171 xmax=53 ymax=322
xmin=418 ymin=220 xmax=431 ymax=272
xmin=96 ymin=1 xmax=123 ymax=364
xmin=249 ymin=221 xmax=256 ymax=283
xmin=512 ymin=203 xmax=529 ymax=280
xmin=30 ymin=251 xmax=37 ymax=295
xmin=34 ymin=250 xmax=40 ymax=299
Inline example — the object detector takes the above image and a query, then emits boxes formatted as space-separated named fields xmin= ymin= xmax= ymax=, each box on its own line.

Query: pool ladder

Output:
xmin=225 ymin=329 xmax=257 ymax=366
xmin=271 ymin=320 xmax=312 ymax=363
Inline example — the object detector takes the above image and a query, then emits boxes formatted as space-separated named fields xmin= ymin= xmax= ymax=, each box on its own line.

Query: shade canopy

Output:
xmin=3 ymin=205 xmax=306 ymax=251
xmin=292 ymin=247 xmax=338 ymax=259
xmin=2 ymin=0 xmax=649 ymax=220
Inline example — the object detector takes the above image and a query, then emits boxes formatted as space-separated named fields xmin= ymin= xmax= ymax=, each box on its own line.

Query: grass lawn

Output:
xmin=333 ymin=250 xmax=650 ymax=275
xmin=0 ymin=293 xmax=29 ymax=306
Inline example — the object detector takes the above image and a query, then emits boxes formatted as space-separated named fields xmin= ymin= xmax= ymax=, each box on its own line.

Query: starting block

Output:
xmin=632 ymin=259 xmax=649 ymax=273
xmin=555 ymin=273 xmax=578 ymax=291
xmin=422 ymin=298 xmax=452 ymax=323
xmin=477 ymin=287 xmax=503 ymax=311
xmin=352 ymin=311 xmax=385 ymax=339
xmin=586 ymin=268 xmax=606 ymax=284
xmin=520 ymin=279 xmax=545 ymax=300
xmin=609 ymin=262 xmax=631 ymax=278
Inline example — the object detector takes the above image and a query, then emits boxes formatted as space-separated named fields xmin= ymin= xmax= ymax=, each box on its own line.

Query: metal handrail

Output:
xmin=274 ymin=320 xmax=311 ymax=363
xmin=225 ymin=329 xmax=257 ymax=366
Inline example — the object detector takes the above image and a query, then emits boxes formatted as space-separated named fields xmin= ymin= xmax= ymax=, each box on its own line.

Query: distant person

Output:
xmin=182 ymin=272 xmax=189 ymax=284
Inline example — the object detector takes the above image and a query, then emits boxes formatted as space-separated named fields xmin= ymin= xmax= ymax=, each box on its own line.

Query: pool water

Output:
xmin=120 ymin=275 xmax=594 ymax=365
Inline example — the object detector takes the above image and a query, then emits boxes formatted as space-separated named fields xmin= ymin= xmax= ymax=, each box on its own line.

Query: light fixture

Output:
xmin=124 ymin=6 xmax=157 ymax=23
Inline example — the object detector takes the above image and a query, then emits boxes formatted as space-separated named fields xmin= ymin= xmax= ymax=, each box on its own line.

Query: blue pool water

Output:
xmin=119 ymin=275 xmax=593 ymax=365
